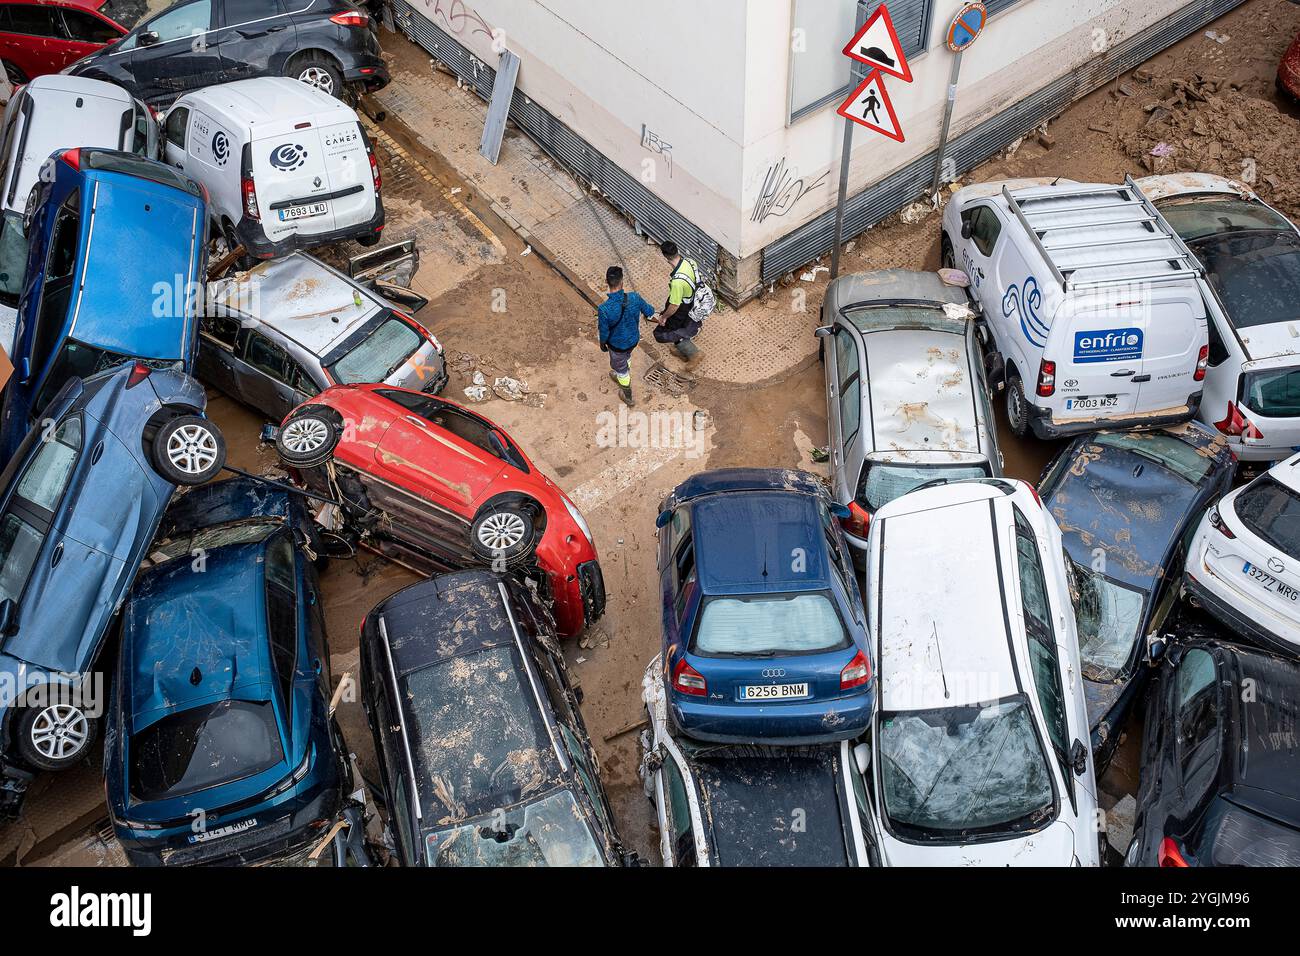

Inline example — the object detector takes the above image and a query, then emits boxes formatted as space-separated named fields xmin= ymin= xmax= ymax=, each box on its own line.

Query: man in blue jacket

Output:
xmin=598 ymin=265 xmax=654 ymax=407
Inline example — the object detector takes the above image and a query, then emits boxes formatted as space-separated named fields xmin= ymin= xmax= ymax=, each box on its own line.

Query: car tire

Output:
xmin=2 ymin=60 xmax=26 ymax=86
xmin=276 ymin=409 xmax=341 ymax=468
xmin=941 ymin=234 xmax=956 ymax=271
xmin=470 ymin=503 xmax=536 ymax=565
xmin=16 ymin=702 xmax=99 ymax=771
xmin=152 ymin=416 xmax=226 ymax=486
xmin=1005 ymin=374 xmax=1030 ymax=438
xmin=289 ymin=54 xmax=344 ymax=99
xmin=221 ymin=220 xmax=255 ymax=272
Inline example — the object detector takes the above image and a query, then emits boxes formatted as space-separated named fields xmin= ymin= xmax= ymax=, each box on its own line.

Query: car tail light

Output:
xmin=61 ymin=148 xmax=80 ymax=170
xmin=125 ymin=362 xmax=152 ymax=389
xmin=330 ymin=10 xmax=370 ymax=27
xmin=1209 ymin=506 xmax=1236 ymax=539
xmin=1194 ymin=344 xmax=1209 ymax=382
xmin=1213 ymin=402 xmax=1263 ymax=440
xmin=1036 ymin=359 xmax=1056 ymax=397
xmin=368 ymin=150 xmax=381 ymax=192
xmin=840 ymin=501 xmax=870 ymax=539
xmin=671 ymin=657 xmax=707 ymax=697
xmin=1158 ymin=837 xmax=1191 ymax=868
xmin=840 ymin=650 xmax=871 ymax=690
xmin=242 ymin=175 xmax=259 ymax=221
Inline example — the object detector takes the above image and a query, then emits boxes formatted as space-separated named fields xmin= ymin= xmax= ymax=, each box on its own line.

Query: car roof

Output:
xmin=123 ymin=541 xmax=273 ymax=732
xmin=690 ymin=491 xmax=832 ymax=595
xmin=877 ymin=489 xmax=1020 ymax=711
xmin=862 ymin=326 xmax=982 ymax=458
xmin=181 ymin=77 xmax=353 ymax=134
xmin=375 ymin=571 xmax=522 ymax=676
xmin=211 ymin=253 xmax=382 ymax=357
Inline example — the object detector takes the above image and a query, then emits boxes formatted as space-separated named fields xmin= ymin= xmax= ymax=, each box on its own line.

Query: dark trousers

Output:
xmin=653 ymin=316 xmax=701 ymax=345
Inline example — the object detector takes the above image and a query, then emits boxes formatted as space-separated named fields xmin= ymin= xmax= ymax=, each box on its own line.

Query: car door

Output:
xmin=958 ymin=204 xmax=1005 ymax=314
xmin=55 ymin=5 xmax=124 ymax=67
xmin=233 ymin=327 xmax=302 ymax=421
xmin=829 ymin=325 xmax=863 ymax=504
xmin=0 ymin=3 xmax=69 ymax=80
xmin=656 ymin=750 xmax=698 ymax=866
xmin=118 ymin=0 xmax=219 ymax=103
xmin=212 ymin=0 xmax=295 ymax=84
xmin=162 ymin=104 xmax=189 ymax=169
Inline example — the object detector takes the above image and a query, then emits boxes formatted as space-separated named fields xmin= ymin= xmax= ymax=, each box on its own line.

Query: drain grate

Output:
xmin=644 ymin=361 xmax=694 ymax=396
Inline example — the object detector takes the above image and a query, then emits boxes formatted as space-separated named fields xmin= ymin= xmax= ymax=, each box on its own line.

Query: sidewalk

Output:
xmin=372 ymin=36 xmax=819 ymax=389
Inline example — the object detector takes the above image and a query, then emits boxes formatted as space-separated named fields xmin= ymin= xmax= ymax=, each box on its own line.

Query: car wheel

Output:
xmin=1005 ymin=375 xmax=1030 ymax=438
xmin=290 ymin=55 xmax=343 ymax=99
xmin=153 ymin=416 xmax=227 ymax=485
xmin=470 ymin=504 xmax=536 ymax=565
xmin=2 ymin=60 xmax=26 ymax=86
xmin=941 ymin=234 xmax=956 ymax=271
xmin=221 ymin=220 xmax=255 ymax=272
xmin=276 ymin=410 xmax=340 ymax=468
xmin=17 ymin=702 xmax=98 ymax=771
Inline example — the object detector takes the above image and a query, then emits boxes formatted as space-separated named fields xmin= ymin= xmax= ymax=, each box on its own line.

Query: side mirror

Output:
xmin=960 ymin=220 xmax=974 ymax=240
xmin=138 ymin=30 xmax=160 ymax=47
xmin=654 ymin=509 xmax=672 ymax=529
xmin=852 ymin=741 xmax=872 ymax=776
xmin=830 ymin=502 xmax=851 ymax=520
xmin=1069 ymin=739 xmax=1088 ymax=777
xmin=814 ymin=325 xmax=833 ymax=339
xmin=259 ymin=424 xmax=279 ymax=444
xmin=0 ymin=598 xmax=15 ymax=636
xmin=1145 ymin=633 xmax=1168 ymax=666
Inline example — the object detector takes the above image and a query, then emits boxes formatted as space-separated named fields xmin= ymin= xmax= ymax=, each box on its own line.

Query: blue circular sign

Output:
xmin=947 ymin=3 xmax=987 ymax=53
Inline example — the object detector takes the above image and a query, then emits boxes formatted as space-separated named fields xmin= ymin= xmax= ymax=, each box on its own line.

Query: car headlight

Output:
xmin=562 ymin=497 xmax=594 ymax=546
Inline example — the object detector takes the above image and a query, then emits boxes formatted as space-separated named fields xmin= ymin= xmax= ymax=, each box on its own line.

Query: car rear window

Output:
xmin=1091 ymin=431 xmax=1214 ymax=484
xmin=857 ymin=461 xmax=989 ymax=511
xmin=1192 ymin=229 xmax=1300 ymax=330
xmin=84 ymin=150 xmax=201 ymax=198
xmin=329 ymin=316 xmax=421 ymax=384
xmin=404 ymin=645 xmax=557 ymax=821
xmin=426 ymin=788 xmax=604 ymax=867
xmin=1242 ymin=367 xmax=1300 ymax=419
xmin=1161 ymin=197 xmax=1292 ymax=242
xmin=1234 ymin=475 xmax=1300 ymax=555
xmin=691 ymin=591 xmax=848 ymax=656
xmin=1194 ymin=797 xmax=1300 ymax=866
xmin=130 ymin=699 xmax=284 ymax=801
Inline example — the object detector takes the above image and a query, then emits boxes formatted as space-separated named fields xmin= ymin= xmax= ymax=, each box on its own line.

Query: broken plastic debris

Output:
xmin=520 ymin=245 xmax=532 ymax=257
xmin=942 ymin=302 xmax=975 ymax=321
xmin=800 ymin=265 xmax=829 ymax=282
xmin=493 ymin=376 xmax=529 ymax=401
xmin=1150 ymin=142 xmax=1175 ymax=157
xmin=471 ymin=370 xmax=487 ymax=386
xmin=1204 ymin=30 xmax=1229 ymax=44
xmin=463 ymin=385 xmax=490 ymax=402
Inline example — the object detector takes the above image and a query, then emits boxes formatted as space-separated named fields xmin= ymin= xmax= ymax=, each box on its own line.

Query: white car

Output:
xmin=862 ymin=478 xmax=1101 ymax=866
xmin=1139 ymin=173 xmax=1300 ymax=462
xmin=1184 ymin=453 xmax=1300 ymax=654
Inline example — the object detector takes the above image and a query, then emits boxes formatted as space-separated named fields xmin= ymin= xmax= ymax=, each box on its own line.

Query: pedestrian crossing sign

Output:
xmin=836 ymin=70 xmax=905 ymax=142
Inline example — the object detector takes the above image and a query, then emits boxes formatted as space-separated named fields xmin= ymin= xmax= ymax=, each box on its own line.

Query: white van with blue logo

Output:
xmin=941 ymin=176 xmax=1209 ymax=440
xmin=161 ymin=77 xmax=383 ymax=261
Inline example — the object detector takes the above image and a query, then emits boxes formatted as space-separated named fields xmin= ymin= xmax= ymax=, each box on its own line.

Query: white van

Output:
xmin=942 ymin=176 xmax=1209 ymax=440
xmin=0 ymin=74 xmax=156 ymax=350
xmin=161 ymin=77 xmax=383 ymax=260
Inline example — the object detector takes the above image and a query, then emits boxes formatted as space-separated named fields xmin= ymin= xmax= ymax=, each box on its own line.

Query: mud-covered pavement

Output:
xmin=4 ymin=0 xmax=1298 ymax=866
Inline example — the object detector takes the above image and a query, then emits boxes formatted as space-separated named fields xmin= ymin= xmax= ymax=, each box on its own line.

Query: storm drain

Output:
xmin=644 ymin=361 xmax=694 ymax=396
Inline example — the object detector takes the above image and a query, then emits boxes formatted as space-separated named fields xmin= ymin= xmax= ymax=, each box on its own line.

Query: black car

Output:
xmin=1127 ymin=634 xmax=1300 ymax=867
xmin=1038 ymin=423 xmax=1237 ymax=772
xmin=67 ymin=0 xmax=388 ymax=106
xmin=359 ymin=570 xmax=632 ymax=867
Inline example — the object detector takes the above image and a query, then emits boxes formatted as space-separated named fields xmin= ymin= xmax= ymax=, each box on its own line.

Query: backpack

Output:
xmin=673 ymin=257 xmax=717 ymax=322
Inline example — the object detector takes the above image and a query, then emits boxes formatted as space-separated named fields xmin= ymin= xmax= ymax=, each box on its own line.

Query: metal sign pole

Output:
xmin=829 ymin=117 xmax=855 ymax=280
xmin=929 ymin=50 xmax=963 ymax=199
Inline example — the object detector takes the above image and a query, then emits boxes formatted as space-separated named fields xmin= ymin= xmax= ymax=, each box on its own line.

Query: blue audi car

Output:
xmin=105 ymin=477 xmax=349 ymax=866
xmin=656 ymin=468 xmax=874 ymax=744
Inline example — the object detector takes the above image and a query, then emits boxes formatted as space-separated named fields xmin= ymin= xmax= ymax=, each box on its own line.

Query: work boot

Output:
xmin=608 ymin=371 xmax=621 ymax=385
xmin=673 ymin=339 xmax=701 ymax=364
xmin=618 ymin=386 xmax=635 ymax=407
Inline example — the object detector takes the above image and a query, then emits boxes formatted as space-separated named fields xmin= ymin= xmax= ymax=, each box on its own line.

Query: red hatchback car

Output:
xmin=274 ymin=383 xmax=606 ymax=637
xmin=1280 ymin=29 xmax=1300 ymax=101
xmin=0 ymin=0 xmax=132 ymax=84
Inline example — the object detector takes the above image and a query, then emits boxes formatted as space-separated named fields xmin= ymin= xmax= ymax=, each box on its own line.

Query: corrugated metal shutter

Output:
xmin=761 ymin=0 xmax=1247 ymax=283
xmin=389 ymin=0 xmax=719 ymax=279
xmin=887 ymin=0 xmax=933 ymax=58
xmin=985 ymin=0 xmax=1020 ymax=16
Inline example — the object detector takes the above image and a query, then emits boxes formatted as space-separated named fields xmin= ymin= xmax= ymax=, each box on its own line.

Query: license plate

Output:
xmin=188 ymin=817 xmax=257 ymax=844
xmin=279 ymin=202 xmax=327 ymax=221
xmin=1065 ymin=395 xmax=1120 ymax=411
xmin=740 ymin=682 xmax=810 ymax=700
xmin=1242 ymin=562 xmax=1300 ymax=601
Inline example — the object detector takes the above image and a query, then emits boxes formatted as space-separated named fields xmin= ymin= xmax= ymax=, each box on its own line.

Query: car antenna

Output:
xmin=931 ymin=621 xmax=950 ymax=699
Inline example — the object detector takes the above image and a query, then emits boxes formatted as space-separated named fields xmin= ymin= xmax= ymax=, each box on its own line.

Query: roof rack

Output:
xmin=1002 ymin=175 xmax=1202 ymax=292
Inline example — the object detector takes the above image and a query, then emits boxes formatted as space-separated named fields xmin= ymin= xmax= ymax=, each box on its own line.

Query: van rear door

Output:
xmin=252 ymin=125 xmax=338 ymax=241
xmin=1133 ymin=287 xmax=1206 ymax=414
xmin=1053 ymin=296 xmax=1144 ymax=419
xmin=316 ymin=119 xmax=374 ymax=229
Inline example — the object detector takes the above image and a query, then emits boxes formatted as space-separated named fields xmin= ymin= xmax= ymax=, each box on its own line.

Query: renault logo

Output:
xmin=1269 ymin=556 xmax=1286 ymax=574
xmin=761 ymin=668 xmax=787 ymax=678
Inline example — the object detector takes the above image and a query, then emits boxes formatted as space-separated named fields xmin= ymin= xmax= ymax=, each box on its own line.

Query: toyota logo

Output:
xmin=269 ymin=143 xmax=309 ymax=171
xmin=761 ymin=668 xmax=787 ymax=678
xmin=1269 ymin=556 xmax=1286 ymax=574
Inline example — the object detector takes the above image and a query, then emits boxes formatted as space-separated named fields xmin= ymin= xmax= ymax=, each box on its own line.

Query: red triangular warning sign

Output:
xmin=837 ymin=71 xmax=905 ymax=142
xmin=842 ymin=5 xmax=913 ymax=83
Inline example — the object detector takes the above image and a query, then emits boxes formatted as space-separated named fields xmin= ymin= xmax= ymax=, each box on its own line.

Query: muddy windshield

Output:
xmin=404 ymin=645 xmax=559 ymax=821
xmin=1070 ymin=564 xmax=1146 ymax=682
xmin=424 ymin=788 xmax=604 ymax=867
xmin=327 ymin=314 xmax=422 ymax=383
xmin=857 ymin=461 xmax=989 ymax=511
xmin=879 ymin=698 xmax=1055 ymax=840
xmin=691 ymin=592 xmax=848 ymax=656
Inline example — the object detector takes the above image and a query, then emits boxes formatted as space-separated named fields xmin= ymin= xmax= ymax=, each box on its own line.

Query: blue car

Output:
xmin=0 ymin=361 xmax=223 ymax=814
xmin=656 ymin=468 xmax=874 ymax=744
xmin=106 ymin=477 xmax=349 ymax=866
xmin=0 ymin=147 xmax=206 ymax=462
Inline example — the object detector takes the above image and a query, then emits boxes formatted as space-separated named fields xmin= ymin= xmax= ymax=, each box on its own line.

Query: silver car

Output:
xmin=197 ymin=250 xmax=446 ymax=423
xmin=817 ymin=269 xmax=1003 ymax=557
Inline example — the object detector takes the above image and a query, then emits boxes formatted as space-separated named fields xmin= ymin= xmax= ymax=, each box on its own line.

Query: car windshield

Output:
xmin=691 ymin=591 xmax=848 ymax=656
xmin=1188 ymin=228 xmax=1300 ymax=330
xmin=1160 ymin=197 xmax=1293 ymax=242
xmin=858 ymin=461 xmax=989 ymax=511
xmin=35 ymin=340 xmax=174 ymax=416
xmin=0 ymin=210 xmax=27 ymax=309
xmin=1234 ymin=475 xmax=1300 ymax=555
xmin=1242 ymin=367 xmax=1300 ymax=419
xmin=147 ymin=521 xmax=282 ymax=565
xmin=130 ymin=699 xmax=284 ymax=801
xmin=879 ymin=698 xmax=1055 ymax=840
xmin=328 ymin=315 xmax=421 ymax=384
xmin=404 ymin=645 xmax=558 ymax=820
xmin=1069 ymin=561 xmax=1146 ymax=681
xmin=1090 ymin=431 xmax=1214 ymax=485
xmin=425 ymin=788 xmax=604 ymax=867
